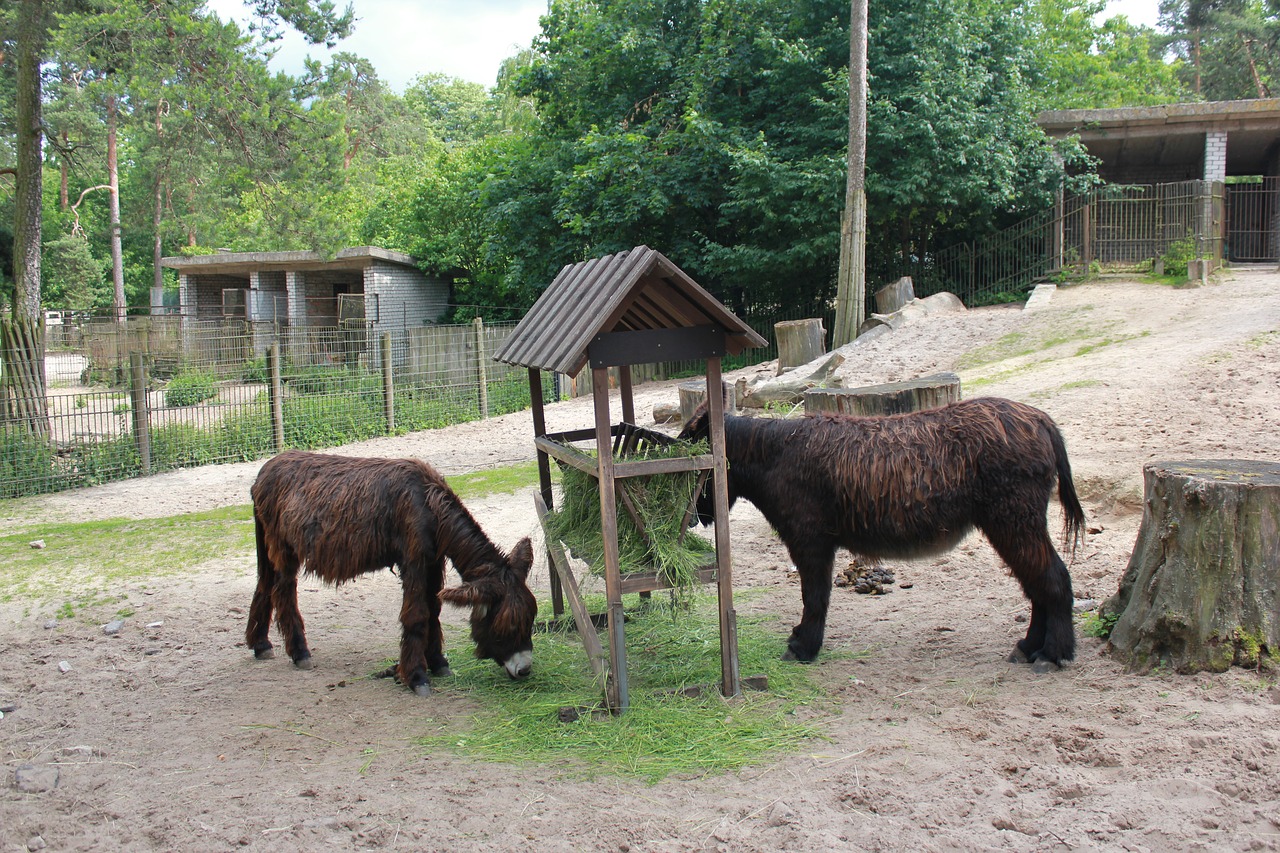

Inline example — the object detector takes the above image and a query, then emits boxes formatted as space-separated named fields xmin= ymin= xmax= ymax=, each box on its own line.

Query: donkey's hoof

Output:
xmin=430 ymin=664 xmax=453 ymax=678
xmin=413 ymin=682 xmax=432 ymax=697
xmin=1007 ymin=645 xmax=1031 ymax=664
xmin=293 ymin=656 xmax=314 ymax=670
xmin=254 ymin=647 xmax=275 ymax=661
xmin=1031 ymin=658 xmax=1062 ymax=675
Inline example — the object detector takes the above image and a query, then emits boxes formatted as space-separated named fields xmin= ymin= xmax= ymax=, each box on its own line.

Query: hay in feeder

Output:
xmin=545 ymin=440 xmax=713 ymax=594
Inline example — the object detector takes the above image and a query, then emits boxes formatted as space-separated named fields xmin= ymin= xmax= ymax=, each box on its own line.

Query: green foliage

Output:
xmin=0 ymin=427 xmax=59 ymax=499
xmin=41 ymin=234 xmax=107 ymax=311
xmin=1159 ymin=0 xmax=1279 ymax=100
xmin=164 ymin=369 xmax=219 ymax=407
xmin=419 ymin=597 xmax=828 ymax=782
xmin=1160 ymin=237 xmax=1199 ymax=278
xmin=1079 ymin=609 xmax=1119 ymax=639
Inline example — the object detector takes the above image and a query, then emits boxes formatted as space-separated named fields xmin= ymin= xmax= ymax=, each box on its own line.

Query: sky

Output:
xmin=205 ymin=0 xmax=1166 ymax=95
xmin=205 ymin=0 xmax=550 ymax=91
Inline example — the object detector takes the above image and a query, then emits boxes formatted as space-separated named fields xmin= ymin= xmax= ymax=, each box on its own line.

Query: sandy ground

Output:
xmin=3 ymin=268 xmax=1280 ymax=851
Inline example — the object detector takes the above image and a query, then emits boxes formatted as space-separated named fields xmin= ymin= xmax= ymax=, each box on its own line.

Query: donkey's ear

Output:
xmin=509 ymin=537 xmax=534 ymax=578
xmin=440 ymin=580 xmax=498 ymax=609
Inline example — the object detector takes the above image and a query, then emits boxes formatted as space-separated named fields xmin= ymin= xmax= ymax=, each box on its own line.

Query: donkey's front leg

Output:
xmin=784 ymin=540 xmax=838 ymax=662
xmin=397 ymin=571 xmax=434 ymax=696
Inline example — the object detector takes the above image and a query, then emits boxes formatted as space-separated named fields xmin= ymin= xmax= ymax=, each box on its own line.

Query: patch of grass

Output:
xmin=1078 ymin=609 xmax=1118 ymax=639
xmin=1246 ymin=331 xmax=1279 ymax=349
xmin=1059 ymin=379 xmax=1105 ymax=391
xmin=1074 ymin=330 xmax=1150 ymax=357
xmin=419 ymin=594 xmax=830 ymax=782
xmin=0 ymin=505 xmax=255 ymax=606
xmin=446 ymin=460 xmax=547 ymax=500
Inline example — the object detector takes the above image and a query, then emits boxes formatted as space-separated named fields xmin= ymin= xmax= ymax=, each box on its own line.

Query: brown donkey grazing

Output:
xmin=247 ymin=451 xmax=537 ymax=695
xmin=679 ymin=396 xmax=1085 ymax=672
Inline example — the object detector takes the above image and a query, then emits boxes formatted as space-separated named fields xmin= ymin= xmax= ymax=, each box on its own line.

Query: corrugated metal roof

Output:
xmin=493 ymin=246 xmax=768 ymax=375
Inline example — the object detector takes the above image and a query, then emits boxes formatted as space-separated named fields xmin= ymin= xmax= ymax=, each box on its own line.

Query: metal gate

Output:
xmin=1225 ymin=177 xmax=1280 ymax=263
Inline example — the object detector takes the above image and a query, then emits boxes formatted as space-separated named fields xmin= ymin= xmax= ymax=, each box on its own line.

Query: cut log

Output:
xmin=678 ymin=379 xmax=733 ymax=424
xmin=804 ymin=373 xmax=961 ymax=417
xmin=1102 ymin=459 xmax=1280 ymax=673
xmin=775 ymin=318 xmax=826 ymax=375
xmin=858 ymin=291 xmax=966 ymax=336
xmin=738 ymin=352 xmax=845 ymax=409
xmin=874 ymin=276 xmax=916 ymax=314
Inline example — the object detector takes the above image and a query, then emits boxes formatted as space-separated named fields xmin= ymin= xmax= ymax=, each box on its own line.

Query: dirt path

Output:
xmin=3 ymin=269 xmax=1279 ymax=851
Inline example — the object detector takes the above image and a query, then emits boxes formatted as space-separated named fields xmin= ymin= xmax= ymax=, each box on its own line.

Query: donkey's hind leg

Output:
xmin=269 ymin=555 xmax=312 ymax=669
xmin=985 ymin=521 xmax=1075 ymax=671
xmin=246 ymin=516 xmax=278 ymax=660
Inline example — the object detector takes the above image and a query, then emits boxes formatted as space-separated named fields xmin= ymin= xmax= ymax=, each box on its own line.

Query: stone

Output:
xmin=103 ymin=620 xmax=125 ymax=636
xmin=14 ymin=764 xmax=60 ymax=793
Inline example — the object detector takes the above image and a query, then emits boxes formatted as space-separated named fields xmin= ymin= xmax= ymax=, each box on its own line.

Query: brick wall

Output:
xmin=1203 ymin=131 xmax=1228 ymax=181
xmin=364 ymin=262 xmax=449 ymax=332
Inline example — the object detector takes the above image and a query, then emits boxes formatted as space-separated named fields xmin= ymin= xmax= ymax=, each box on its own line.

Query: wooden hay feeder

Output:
xmin=493 ymin=246 xmax=767 ymax=713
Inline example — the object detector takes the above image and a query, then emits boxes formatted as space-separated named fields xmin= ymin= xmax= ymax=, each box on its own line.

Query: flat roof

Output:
xmin=160 ymin=246 xmax=419 ymax=275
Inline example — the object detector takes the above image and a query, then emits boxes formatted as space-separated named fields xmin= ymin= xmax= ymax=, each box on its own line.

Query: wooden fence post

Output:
xmin=129 ymin=351 xmax=151 ymax=475
xmin=381 ymin=332 xmax=395 ymax=433
xmin=474 ymin=317 xmax=489 ymax=419
xmin=268 ymin=342 xmax=284 ymax=453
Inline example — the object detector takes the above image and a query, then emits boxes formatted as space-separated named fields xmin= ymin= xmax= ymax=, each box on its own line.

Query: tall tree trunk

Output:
xmin=151 ymin=102 xmax=167 ymax=315
xmin=107 ymin=95 xmax=127 ymax=324
xmin=832 ymin=0 xmax=869 ymax=348
xmin=4 ymin=0 xmax=50 ymax=436
xmin=152 ymin=175 xmax=165 ymax=315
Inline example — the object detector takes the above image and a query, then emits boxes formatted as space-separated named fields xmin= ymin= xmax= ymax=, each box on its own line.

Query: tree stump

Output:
xmin=775 ymin=319 xmax=826 ymax=375
xmin=803 ymin=373 xmax=961 ymax=417
xmin=678 ymin=379 xmax=733 ymax=424
xmin=874 ymin=276 xmax=916 ymax=314
xmin=1103 ymin=460 xmax=1280 ymax=673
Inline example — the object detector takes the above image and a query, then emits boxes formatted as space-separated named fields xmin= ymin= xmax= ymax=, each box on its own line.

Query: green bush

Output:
xmin=164 ymin=369 xmax=220 ymax=407
xmin=0 ymin=427 xmax=58 ymax=499
xmin=1160 ymin=237 xmax=1198 ymax=278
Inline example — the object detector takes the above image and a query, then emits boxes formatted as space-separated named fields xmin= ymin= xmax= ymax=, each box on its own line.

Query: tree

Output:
xmin=1160 ymin=0 xmax=1278 ymax=99
xmin=1026 ymin=0 xmax=1189 ymax=108
xmin=2 ymin=0 xmax=52 ymax=436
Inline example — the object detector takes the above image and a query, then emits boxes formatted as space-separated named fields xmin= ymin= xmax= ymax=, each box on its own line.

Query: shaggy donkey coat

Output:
xmin=680 ymin=396 xmax=1085 ymax=670
xmin=247 ymin=451 xmax=537 ymax=695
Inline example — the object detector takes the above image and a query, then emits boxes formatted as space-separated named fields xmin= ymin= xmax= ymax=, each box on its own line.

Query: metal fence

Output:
xmin=903 ymin=180 xmax=1228 ymax=305
xmin=1225 ymin=176 xmax=1280 ymax=263
xmin=1 ymin=317 xmax=559 ymax=499
xmin=5 ymin=304 xmax=828 ymax=499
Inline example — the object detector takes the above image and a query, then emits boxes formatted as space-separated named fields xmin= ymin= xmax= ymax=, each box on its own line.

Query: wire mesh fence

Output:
xmin=2 ymin=316 xmax=559 ymax=499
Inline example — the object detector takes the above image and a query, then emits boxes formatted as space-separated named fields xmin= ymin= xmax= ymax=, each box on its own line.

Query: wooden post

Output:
xmin=128 ymin=351 xmax=150 ymax=475
xmin=381 ymin=332 xmax=394 ymax=433
xmin=474 ymin=317 xmax=489 ymax=419
xmin=1103 ymin=460 xmax=1280 ymax=673
xmin=593 ymin=366 xmax=627 ymax=712
xmin=619 ymin=365 xmax=635 ymax=425
xmin=529 ymin=368 xmax=564 ymax=617
xmin=707 ymin=357 xmax=741 ymax=698
xmin=775 ymin=319 xmax=826 ymax=375
xmin=268 ymin=342 xmax=284 ymax=453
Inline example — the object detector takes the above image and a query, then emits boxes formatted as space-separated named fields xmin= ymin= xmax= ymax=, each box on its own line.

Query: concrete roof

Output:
xmin=160 ymin=246 xmax=419 ymax=275
xmin=1037 ymin=99 xmax=1280 ymax=177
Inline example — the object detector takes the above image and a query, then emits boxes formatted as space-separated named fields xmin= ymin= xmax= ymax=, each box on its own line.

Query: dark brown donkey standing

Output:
xmin=679 ymin=396 xmax=1085 ymax=672
xmin=247 ymin=451 xmax=538 ymax=695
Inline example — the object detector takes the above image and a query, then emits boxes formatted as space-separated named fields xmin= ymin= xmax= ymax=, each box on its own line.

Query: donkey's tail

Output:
xmin=1049 ymin=423 xmax=1086 ymax=558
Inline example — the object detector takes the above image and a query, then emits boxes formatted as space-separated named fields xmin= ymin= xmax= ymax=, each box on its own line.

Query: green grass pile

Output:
xmin=419 ymin=593 xmax=830 ymax=782
xmin=543 ymin=440 xmax=713 ymax=593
